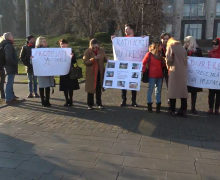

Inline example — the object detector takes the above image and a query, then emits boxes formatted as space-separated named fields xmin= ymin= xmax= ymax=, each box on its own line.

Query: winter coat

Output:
xmin=83 ymin=47 xmax=107 ymax=93
xmin=166 ymin=42 xmax=188 ymax=99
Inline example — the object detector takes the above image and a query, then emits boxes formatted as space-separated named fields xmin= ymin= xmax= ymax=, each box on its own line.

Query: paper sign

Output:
xmin=187 ymin=56 xmax=220 ymax=89
xmin=112 ymin=37 xmax=149 ymax=62
xmin=103 ymin=60 xmax=142 ymax=91
xmin=32 ymin=48 xmax=71 ymax=76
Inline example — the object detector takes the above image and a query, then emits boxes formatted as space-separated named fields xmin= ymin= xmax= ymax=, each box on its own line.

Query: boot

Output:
xmin=207 ymin=109 xmax=213 ymax=115
xmin=156 ymin=103 xmax=161 ymax=113
xmin=120 ymin=100 xmax=126 ymax=107
xmin=131 ymin=101 xmax=138 ymax=107
xmin=147 ymin=103 xmax=153 ymax=112
xmin=45 ymin=87 xmax=51 ymax=107
xmin=68 ymin=98 xmax=73 ymax=107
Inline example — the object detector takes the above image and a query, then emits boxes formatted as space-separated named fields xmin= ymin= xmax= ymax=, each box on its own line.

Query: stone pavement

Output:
xmin=0 ymin=81 xmax=220 ymax=180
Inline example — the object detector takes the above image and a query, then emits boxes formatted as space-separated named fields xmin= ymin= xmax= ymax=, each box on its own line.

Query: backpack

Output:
xmin=0 ymin=44 xmax=6 ymax=68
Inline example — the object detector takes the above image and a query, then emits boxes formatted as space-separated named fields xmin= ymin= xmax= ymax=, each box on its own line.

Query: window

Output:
xmin=163 ymin=0 xmax=174 ymax=15
xmin=183 ymin=0 xmax=205 ymax=17
xmin=184 ymin=24 xmax=202 ymax=39
xmin=216 ymin=0 xmax=220 ymax=16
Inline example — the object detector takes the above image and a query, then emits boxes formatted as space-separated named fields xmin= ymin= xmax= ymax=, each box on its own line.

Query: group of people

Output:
xmin=0 ymin=23 xmax=219 ymax=117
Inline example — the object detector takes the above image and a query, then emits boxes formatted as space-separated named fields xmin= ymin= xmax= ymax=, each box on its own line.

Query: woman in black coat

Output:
xmin=184 ymin=36 xmax=203 ymax=114
xmin=59 ymin=39 xmax=80 ymax=106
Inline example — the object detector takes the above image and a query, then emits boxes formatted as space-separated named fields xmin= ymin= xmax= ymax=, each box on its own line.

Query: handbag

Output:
xmin=69 ymin=64 xmax=83 ymax=80
xmin=142 ymin=53 xmax=151 ymax=83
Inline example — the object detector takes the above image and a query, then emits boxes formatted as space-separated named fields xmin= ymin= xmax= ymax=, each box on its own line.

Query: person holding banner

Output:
xmin=59 ymin=39 xmax=80 ymax=107
xmin=166 ymin=38 xmax=188 ymax=117
xmin=111 ymin=23 xmax=139 ymax=107
xmin=35 ymin=36 xmax=54 ymax=107
xmin=142 ymin=42 xmax=165 ymax=113
xmin=183 ymin=36 xmax=203 ymax=114
xmin=83 ymin=39 xmax=107 ymax=110
xmin=207 ymin=37 xmax=220 ymax=115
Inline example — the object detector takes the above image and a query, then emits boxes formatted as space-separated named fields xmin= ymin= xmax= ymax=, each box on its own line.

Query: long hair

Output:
xmin=167 ymin=37 xmax=180 ymax=48
xmin=89 ymin=38 xmax=98 ymax=48
xmin=0 ymin=36 xmax=3 ymax=43
xmin=35 ymin=36 xmax=46 ymax=48
xmin=150 ymin=42 xmax=161 ymax=55
xmin=184 ymin=36 xmax=198 ymax=51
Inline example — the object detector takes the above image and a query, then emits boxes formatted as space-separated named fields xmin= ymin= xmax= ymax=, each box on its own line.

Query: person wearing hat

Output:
xmin=19 ymin=35 xmax=39 ymax=98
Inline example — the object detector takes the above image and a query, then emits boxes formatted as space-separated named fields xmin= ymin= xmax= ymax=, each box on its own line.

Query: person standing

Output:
xmin=142 ymin=42 xmax=164 ymax=113
xmin=35 ymin=36 xmax=54 ymax=107
xmin=165 ymin=37 xmax=188 ymax=117
xmin=0 ymin=32 xmax=18 ymax=104
xmin=59 ymin=39 xmax=80 ymax=106
xmin=183 ymin=36 xmax=203 ymax=114
xmin=83 ymin=39 xmax=107 ymax=110
xmin=111 ymin=23 xmax=138 ymax=107
xmin=20 ymin=35 xmax=39 ymax=98
xmin=0 ymin=36 xmax=5 ymax=100
xmin=160 ymin=33 xmax=171 ymax=106
xmin=207 ymin=37 xmax=220 ymax=115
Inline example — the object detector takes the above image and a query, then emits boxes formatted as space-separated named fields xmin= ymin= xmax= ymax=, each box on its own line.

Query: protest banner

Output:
xmin=32 ymin=48 xmax=72 ymax=76
xmin=103 ymin=60 xmax=142 ymax=91
xmin=112 ymin=37 xmax=149 ymax=62
xmin=187 ymin=56 xmax=220 ymax=89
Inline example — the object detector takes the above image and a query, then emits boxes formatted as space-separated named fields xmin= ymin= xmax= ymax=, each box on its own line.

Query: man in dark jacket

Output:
xmin=0 ymin=32 xmax=18 ymax=104
xmin=19 ymin=35 xmax=39 ymax=98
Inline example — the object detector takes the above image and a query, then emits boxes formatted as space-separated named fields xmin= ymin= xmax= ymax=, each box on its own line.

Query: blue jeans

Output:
xmin=147 ymin=78 xmax=162 ymax=103
xmin=27 ymin=73 xmax=38 ymax=93
xmin=5 ymin=74 xmax=15 ymax=102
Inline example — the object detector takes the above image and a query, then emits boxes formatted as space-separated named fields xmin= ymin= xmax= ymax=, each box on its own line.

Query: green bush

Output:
xmin=94 ymin=32 xmax=111 ymax=43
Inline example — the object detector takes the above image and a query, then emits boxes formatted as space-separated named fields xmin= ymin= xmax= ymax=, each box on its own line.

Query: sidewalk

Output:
xmin=0 ymin=83 xmax=219 ymax=180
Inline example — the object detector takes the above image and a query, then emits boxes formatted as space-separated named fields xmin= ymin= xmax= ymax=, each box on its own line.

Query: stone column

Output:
xmin=205 ymin=0 xmax=217 ymax=39
xmin=173 ymin=0 xmax=184 ymax=39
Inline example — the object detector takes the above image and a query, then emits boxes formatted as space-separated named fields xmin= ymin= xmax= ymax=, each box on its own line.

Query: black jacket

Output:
xmin=19 ymin=44 xmax=35 ymax=73
xmin=0 ymin=40 xmax=18 ymax=75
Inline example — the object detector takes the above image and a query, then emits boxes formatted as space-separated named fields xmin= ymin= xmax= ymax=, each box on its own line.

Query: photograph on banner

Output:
xmin=112 ymin=37 xmax=149 ymax=62
xmin=103 ymin=60 xmax=142 ymax=91
xmin=32 ymin=48 xmax=72 ymax=76
xmin=187 ymin=56 xmax=220 ymax=89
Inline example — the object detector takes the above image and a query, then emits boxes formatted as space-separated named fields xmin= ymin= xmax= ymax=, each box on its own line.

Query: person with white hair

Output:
xmin=0 ymin=32 xmax=18 ymax=104
xmin=184 ymin=36 xmax=203 ymax=114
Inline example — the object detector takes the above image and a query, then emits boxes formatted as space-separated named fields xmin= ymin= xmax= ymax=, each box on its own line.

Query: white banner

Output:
xmin=32 ymin=48 xmax=72 ymax=76
xmin=187 ymin=56 xmax=220 ymax=89
xmin=103 ymin=60 xmax=142 ymax=91
xmin=112 ymin=37 xmax=149 ymax=62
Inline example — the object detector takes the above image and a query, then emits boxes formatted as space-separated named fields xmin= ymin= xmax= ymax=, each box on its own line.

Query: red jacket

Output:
xmin=209 ymin=37 xmax=220 ymax=58
xmin=142 ymin=52 xmax=164 ymax=78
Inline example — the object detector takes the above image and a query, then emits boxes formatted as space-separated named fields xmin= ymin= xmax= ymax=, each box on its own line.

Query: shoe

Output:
xmin=27 ymin=93 xmax=33 ymax=98
xmin=120 ymin=100 xmax=126 ymax=107
xmin=131 ymin=102 xmax=138 ymax=107
xmin=34 ymin=93 xmax=40 ymax=98
xmin=215 ymin=109 xmax=219 ymax=116
xmin=191 ymin=108 xmax=198 ymax=114
xmin=14 ymin=95 xmax=19 ymax=99
xmin=169 ymin=111 xmax=176 ymax=117
xmin=5 ymin=99 xmax=14 ymax=105
xmin=98 ymin=105 xmax=104 ymax=109
xmin=88 ymin=106 xmax=93 ymax=110
xmin=147 ymin=103 xmax=153 ymax=113
xmin=177 ymin=109 xmax=187 ymax=118
xmin=41 ymin=101 xmax=46 ymax=106
xmin=63 ymin=102 xmax=69 ymax=107
xmin=156 ymin=103 xmax=161 ymax=113
xmin=68 ymin=100 xmax=73 ymax=107
xmin=46 ymin=102 xmax=51 ymax=107
xmin=207 ymin=109 xmax=213 ymax=115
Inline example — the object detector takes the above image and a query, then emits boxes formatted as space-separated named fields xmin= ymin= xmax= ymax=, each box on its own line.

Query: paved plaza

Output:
xmin=0 ymin=77 xmax=220 ymax=180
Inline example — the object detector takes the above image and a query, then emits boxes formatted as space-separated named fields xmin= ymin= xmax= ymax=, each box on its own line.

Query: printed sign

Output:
xmin=112 ymin=37 xmax=149 ymax=62
xmin=103 ymin=60 xmax=142 ymax=91
xmin=32 ymin=48 xmax=71 ymax=76
xmin=187 ymin=56 xmax=220 ymax=89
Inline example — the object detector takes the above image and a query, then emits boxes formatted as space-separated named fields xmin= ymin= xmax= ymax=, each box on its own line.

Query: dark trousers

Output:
xmin=0 ymin=68 xmax=5 ymax=99
xmin=39 ymin=87 xmax=50 ymax=103
xmin=170 ymin=98 xmax=187 ymax=113
xmin=161 ymin=73 xmax=169 ymax=103
xmin=191 ymin=92 xmax=197 ymax=110
xmin=87 ymin=71 xmax=102 ymax=106
xmin=121 ymin=90 xmax=137 ymax=103
xmin=208 ymin=89 xmax=220 ymax=110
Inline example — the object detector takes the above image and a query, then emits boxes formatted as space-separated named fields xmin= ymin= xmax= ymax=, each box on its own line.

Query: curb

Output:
xmin=14 ymin=80 xmax=85 ymax=85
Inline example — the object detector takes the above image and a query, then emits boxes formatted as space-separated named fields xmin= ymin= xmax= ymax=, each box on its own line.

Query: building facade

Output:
xmin=163 ymin=0 xmax=220 ymax=40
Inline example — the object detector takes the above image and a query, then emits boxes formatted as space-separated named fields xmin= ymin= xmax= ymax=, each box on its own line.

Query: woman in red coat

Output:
xmin=208 ymin=37 xmax=220 ymax=115
xmin=142 ymin=42 xmax=165 ymax=113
